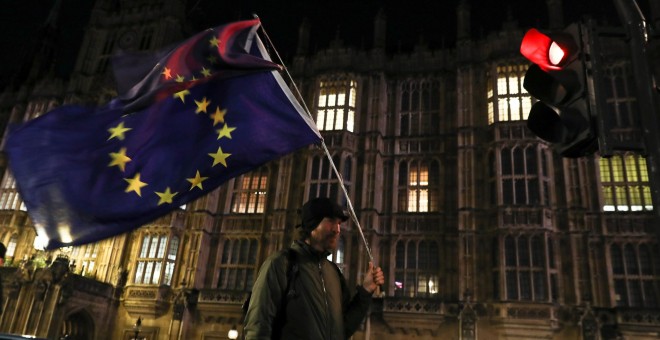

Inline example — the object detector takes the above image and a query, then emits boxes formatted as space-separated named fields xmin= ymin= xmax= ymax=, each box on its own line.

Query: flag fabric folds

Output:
xmin=5 ymin=19 xmax=321 ymax=249
xmin=113 ymin=18 xmax=281 ymax=111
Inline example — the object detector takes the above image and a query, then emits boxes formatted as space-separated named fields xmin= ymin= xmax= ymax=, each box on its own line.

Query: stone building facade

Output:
xmin=0 ymin=0 xmax=659 ymax=339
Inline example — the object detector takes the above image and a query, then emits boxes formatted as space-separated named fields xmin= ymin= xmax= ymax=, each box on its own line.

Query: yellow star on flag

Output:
xmin=124 ymin=173 xmax=147 ymax=197
xmin=108 ymin=122 xmax=132 ymax=141
xmin=195 ymin=97 xmax=211 ymax=113
xmin=155 ymin=187 xmax=178 ymax=205
xmin=161 ymin=67 xmax=172 ymax=79
xmin=209 ymin=35 xmax=220 ymax=47
xmin=173 ymin=89 xmax=190 ymax=103
xmin=208 ymin=146 xmax=231 ymax=167
xmin=210 ymin=107 xmax=227 ymax=126
xmin=175 ymin=74 xmax=185 ymax=82
xmin=108 ymin=147 xmax=132 ymax=172
xmin=216 ymin=123 xmax=236 ymax=140
xmin=187 ymin=170 xmax=208 ymax=190
xmin=201 ymin=67 xmax=212 ymax=77
xmin=206 ymin=55 xmax=218 ymax=64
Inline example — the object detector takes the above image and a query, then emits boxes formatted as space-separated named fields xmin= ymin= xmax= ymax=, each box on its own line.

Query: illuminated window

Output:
xmin=6 ymin=234 xmax=17 ymax=259
xmin=399 ymin=79 xmax=440 ymax=136
xmin=134 ymin=234 xmax=179 ymax=285
xmin=394 ymin=240 xmax=439 ymax=297
xmin=217 ymin=238 xmax=258 ymax=291
xmin=71 ymin=243 xmax=99 ymax=276
xmin=231 ymin=168 xmax=268 ymax=214
xmin=316 ymin=77 xmax=356 ymax=132
xmin=308 ymin=154 xmax=352 ymax=204
xmin=500 ymin=235 xmax=555 ymax=302
xmin=327 ymin=236 xmax=346 ymax=272
xmin=499 ymin=146 xmax=549 ymax=205
xmin=398 ymin=160 xmax=439 ymax=212
xmin=610 ymin=243 xmax=659 ymax=307
xmin=487 ymin=65 xmax=533 ymax=124
xmin=600 ymin=154 xmax=652 ymax=212
xmin=0 ymin=173 xmax=26 ymax=211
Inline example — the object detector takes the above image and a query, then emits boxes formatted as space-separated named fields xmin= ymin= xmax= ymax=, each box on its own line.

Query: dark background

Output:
xmin=0 ymin=0 xmax=630 ymax=90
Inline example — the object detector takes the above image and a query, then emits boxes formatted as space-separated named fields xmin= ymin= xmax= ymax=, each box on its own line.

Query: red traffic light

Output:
xmin=520 ymin=29 xmax=577 ymax=71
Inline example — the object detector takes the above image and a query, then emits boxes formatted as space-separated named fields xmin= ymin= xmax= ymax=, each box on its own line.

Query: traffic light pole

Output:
xmin=612 ymin=0 xmax=660 ymax=226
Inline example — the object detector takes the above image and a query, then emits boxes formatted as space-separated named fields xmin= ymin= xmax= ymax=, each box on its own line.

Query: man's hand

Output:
xmin=362 ymin=262 xmax=385 ymax=294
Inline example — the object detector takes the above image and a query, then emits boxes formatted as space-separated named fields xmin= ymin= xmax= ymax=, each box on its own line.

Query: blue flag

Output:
xmin=5 ymin=19 xmax=321 ymax=249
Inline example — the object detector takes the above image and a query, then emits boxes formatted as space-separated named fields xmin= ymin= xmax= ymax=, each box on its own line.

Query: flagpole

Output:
xmin=255 ymin=14 xmax=374 ymax=263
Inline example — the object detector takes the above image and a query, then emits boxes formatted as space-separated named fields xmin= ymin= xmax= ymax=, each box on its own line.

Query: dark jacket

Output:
xmin=244 ymin=240 xmax=372 ymax=340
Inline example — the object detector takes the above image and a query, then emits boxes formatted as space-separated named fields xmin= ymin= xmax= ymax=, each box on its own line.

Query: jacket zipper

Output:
xmin=319 ymin=261 xmax=333 ymax=339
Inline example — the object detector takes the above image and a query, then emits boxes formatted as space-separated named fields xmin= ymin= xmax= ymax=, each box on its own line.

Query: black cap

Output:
xmin=299 ymin=197 xmax=349 ymax=231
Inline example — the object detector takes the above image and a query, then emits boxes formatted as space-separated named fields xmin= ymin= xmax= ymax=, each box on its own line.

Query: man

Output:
xmin=244 ymin=197 xmax=385 ymax=339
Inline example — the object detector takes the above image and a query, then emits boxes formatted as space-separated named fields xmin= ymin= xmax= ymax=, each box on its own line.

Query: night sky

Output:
xmin=0 ymin=0 xmax=628 ymax=90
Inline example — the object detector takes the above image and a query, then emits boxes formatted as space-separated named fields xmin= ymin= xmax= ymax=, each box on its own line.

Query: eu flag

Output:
xmin=5 ymin=19 xmax=321 ymax=249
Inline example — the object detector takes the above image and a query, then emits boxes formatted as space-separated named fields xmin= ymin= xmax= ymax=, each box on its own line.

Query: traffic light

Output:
xmin=520 ymin=23 xmax=598 ymax=158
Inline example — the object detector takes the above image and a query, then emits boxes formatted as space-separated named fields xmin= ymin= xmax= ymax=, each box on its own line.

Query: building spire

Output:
xmin=373 ymin=8 xmax=387 ymax=50
xmin=17 ymin=0 xmax=62 ymax=84
xmin=546 ymin=0 xmax=564 ymax=29
xmin=296 ymin=18 xmax=310 ymax=56
xmin=457 ymin=0 xmax=470 ymax=41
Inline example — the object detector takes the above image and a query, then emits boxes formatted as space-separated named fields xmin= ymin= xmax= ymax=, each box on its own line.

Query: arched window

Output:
xmin=308 ymin=154 xmax=352 ymax=201
xmin=231 ymin=167 xmax=268 ymax=213
xmin=394 ymin=239 xmax=440 ymax=297
xmin=134 ymin=234 xmax=178 ymax=286
xmin=611 ymin=243 xmax=658 ymax=307
xmin=487 ymin=64 xmax=533 ymax=124
xmin=499 ymin=146 xmax=548 ymax=206
xmin=600 ymin=154 xmax=652 ymax=211
xmin=399 ymin=79 xmax=440 ymax=136
xmin=6 ymin=234 xmax=17 ymax=259
xmin=503 ymin=234 xmax=550 ymax=302
xmin=217 ymin=238 xmax=259 ymax=291
xmin=327 ymin=236 xmax=346 ymax=272
xmin=316 ymin=77 xmax=356 ymax=132
xmin=397 ymin=160 xmax=440 ymax=212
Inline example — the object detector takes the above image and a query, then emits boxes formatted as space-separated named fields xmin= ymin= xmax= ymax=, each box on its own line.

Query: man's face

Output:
xmin=308 ymin=217 xmax=342 ymax=253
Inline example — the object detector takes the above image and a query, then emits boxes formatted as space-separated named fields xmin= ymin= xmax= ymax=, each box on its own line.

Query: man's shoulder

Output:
xmin=263 ymin=247 xmax=295 ymax=268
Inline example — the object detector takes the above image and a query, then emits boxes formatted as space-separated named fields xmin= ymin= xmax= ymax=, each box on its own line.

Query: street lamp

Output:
xmin=227 ymin=325 xmax=238 ymax=339
xmin=133 ymin=317 xmax=142 ymax=340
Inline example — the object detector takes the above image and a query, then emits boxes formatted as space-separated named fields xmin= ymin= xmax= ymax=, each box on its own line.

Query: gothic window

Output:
xmin=96 ymin=32 xmax=116 ymax=74
xmin=134 ymin=234 xmax=179 ymax=286
xmin=6 ymin=234 xmax=17 ymax=259
xmin=487 ymin=64 xmax=533 ymax=124
xmin=399 ymin=79 xmax=440 ymax=136
xmin=0 ymin=173 xmax=25 ymax=211
xmin=230 ymin=168 xmax=268 ymax=213
xmin=217 ymin=238 xmax=258 ymax=291
xmin=397 ymin=160 xmax=440 ymax=212
xmin=499 ymin=146 xmax=548 ymax=205
xmin=394 ymin=240 xmax=440 ymax=297
xmin=600 ymin=154 xmax=652 ymax=211
xmin=140 ymin=27 xmax=154 ymax=50
xmin=75 ymin=243 xmax=99 ymax=278
xmin=316 ymin=77 xmax=356 ymax=132
xmin=308 ymin=154 xmax=352 ymax=202
xmin=327 ymin=236 xmax=346 ymax=273
xmin=602 ymin=63 xmax=640 ymax=129
xmin=502 ymin=235 xmax=552 ymax=301
xmin=610 ymin=243 xmax=658 ymax=307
